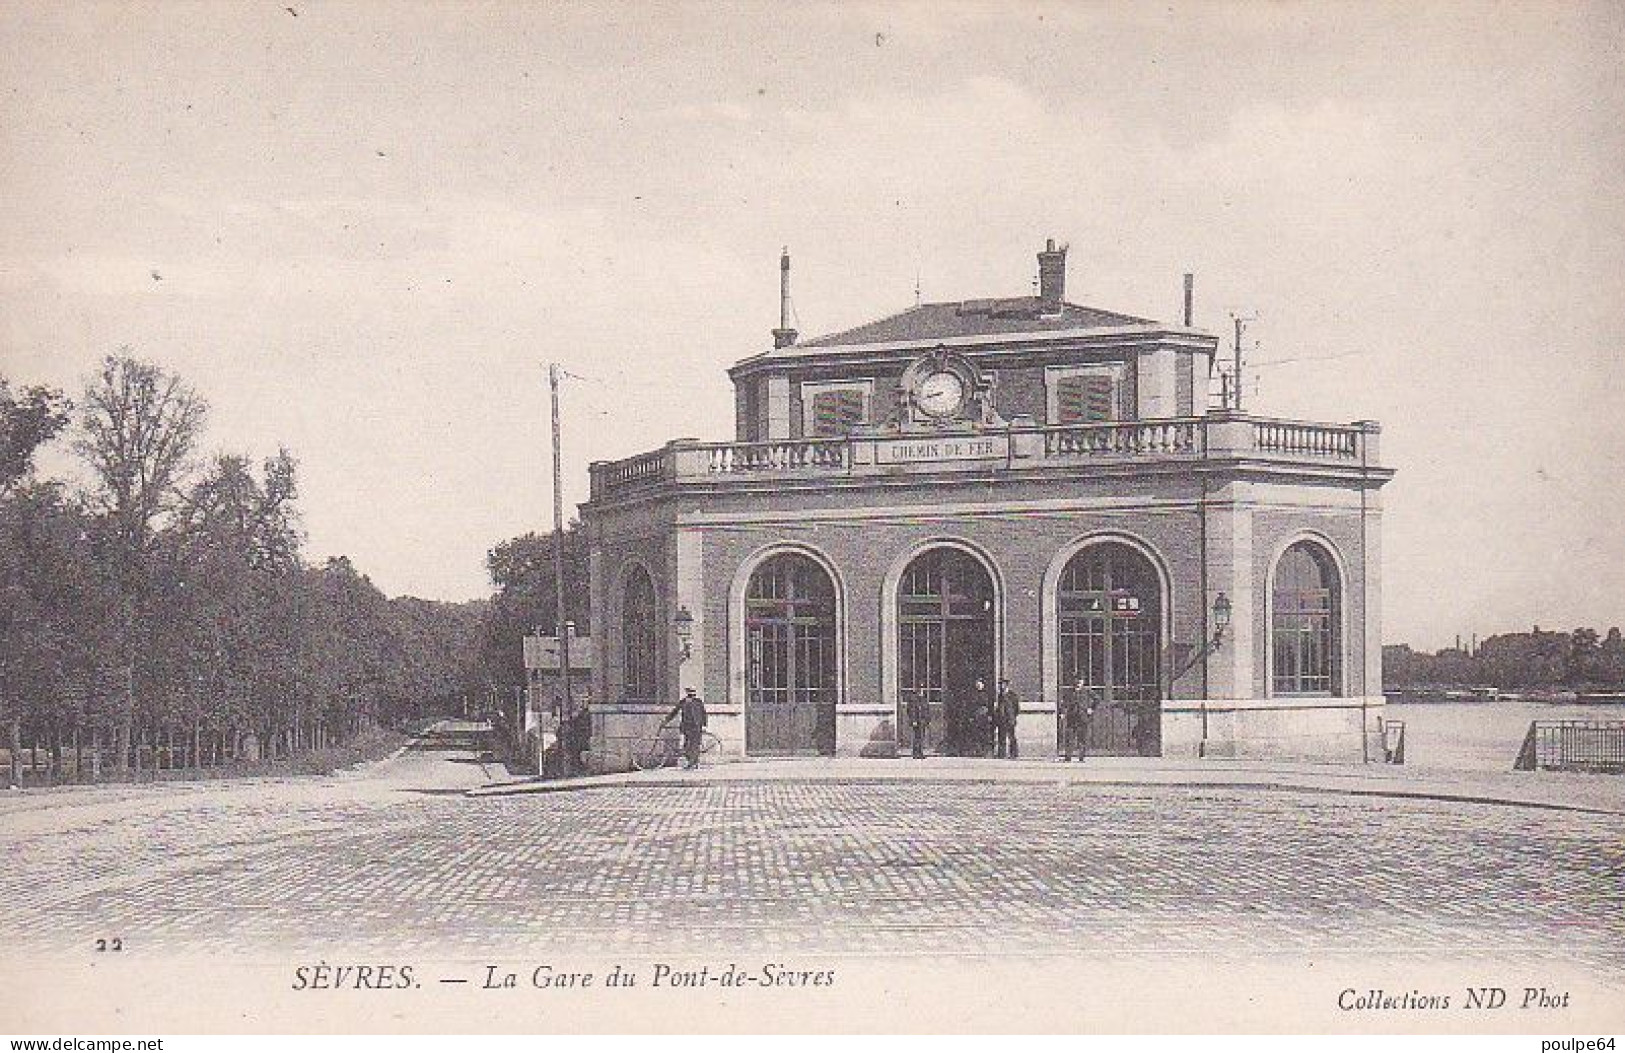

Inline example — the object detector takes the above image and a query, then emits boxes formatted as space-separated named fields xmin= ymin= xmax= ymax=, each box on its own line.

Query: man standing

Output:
xmin=1079 ymin=685 xmax=1102 ymax=761
xmin=905 ymin=690 xmax=929 ymax=759
xmin=661 ymin=687 xmax=708 ymax=769
xmin=993 ymin=679 xmax=1021 ymax=759
xmin=1058 ymin=679 xmax=1079 ymax=761
xmin=1060 ymin=677 xmax=1097 ymax=761
xmin=970 ymin=678 xmax=993 ymax=758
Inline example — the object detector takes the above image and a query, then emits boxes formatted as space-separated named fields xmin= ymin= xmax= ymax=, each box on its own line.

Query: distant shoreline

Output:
xmin=1385 ymin=689 xmax=1625 ymax=706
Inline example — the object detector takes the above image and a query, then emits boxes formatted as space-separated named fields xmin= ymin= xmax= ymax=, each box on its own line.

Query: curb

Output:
xmin=464 ymin=769 xmax=1625 ymax=816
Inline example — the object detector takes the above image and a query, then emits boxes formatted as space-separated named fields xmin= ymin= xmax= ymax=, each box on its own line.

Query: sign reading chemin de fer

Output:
xmin=874 ymin=435 xmax=1006 ymax=464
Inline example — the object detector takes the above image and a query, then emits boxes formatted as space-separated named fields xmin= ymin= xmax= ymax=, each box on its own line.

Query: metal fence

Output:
xmin=1514 ymin=720 xmax=1625 ymax=773
xmin=1382 ymin=719 xmax=1406 ymax=765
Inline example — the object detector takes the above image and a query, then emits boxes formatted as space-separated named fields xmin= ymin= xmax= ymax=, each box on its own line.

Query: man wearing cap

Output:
xmin=661 ymin=687 xmax=708 ymax=769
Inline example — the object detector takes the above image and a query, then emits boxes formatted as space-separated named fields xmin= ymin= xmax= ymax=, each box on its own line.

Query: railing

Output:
xmin=1514 ymin=720 xmax=1625 ymax=773
xmin=598 ymin=447 xmax=669 ymax=491
xmin=1253 ymin=419 xmax=1361 ymax=459
xmin=1383 ymin=719 xmax=1406 ymax=764
xmin=1045 ymin=419 xmax=1198 ymax=457
xmin=590 ymin=414 xmax=1379 ymax=498
xmin=706 ymin=438 xmax=849 ymax=474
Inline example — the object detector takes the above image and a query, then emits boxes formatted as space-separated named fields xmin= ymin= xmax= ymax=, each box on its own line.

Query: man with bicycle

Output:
xmin=661 ymin=687 xmax=708 ymax=769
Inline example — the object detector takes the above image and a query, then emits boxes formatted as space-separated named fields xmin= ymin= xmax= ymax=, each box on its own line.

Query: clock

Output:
xmin=916 ymin=370 xmax=966 ymax=419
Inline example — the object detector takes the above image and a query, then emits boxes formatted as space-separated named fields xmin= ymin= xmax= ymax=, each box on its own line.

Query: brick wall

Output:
xmin=586 ymin=459 xmax=1384 ymax=763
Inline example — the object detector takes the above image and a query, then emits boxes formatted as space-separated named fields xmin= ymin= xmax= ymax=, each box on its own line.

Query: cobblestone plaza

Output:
xmin=3 ymin=743 xmax=1621 ymax=975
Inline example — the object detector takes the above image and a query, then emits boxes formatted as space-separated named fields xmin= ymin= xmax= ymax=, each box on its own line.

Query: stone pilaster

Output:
xmin=1202 ymin=483 xmax=1257 ymax=702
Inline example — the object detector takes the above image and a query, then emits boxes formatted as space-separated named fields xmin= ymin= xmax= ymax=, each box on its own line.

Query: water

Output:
xmin=1385 ymin=699 xmax=1625 ymax=774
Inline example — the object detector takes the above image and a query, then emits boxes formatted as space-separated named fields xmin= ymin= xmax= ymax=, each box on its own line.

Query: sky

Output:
xmin=1 ymin=1 xmax=1622 ymax=650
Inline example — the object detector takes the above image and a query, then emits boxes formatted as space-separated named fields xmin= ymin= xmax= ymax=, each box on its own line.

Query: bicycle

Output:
xmin=630 ymin=727 xmax=722 ymax=771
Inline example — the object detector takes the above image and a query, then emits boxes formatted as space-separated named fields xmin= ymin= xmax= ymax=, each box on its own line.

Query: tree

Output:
xmin=73 ymin=354 xmax=208 ymax=769
xmin=0 ymin=379 xmax=71 ymax=495
xmin=477 ymin=524 xmax=590 ymax=691
xmin=75 ymin=355 xmax=209 ymax=554
xmin=1600 ymin=628 xmax=1625 ymax=688
xmin=0 ymin=482 xmax=119 ymax=782
xmin=312 ymin=555 xmax=394 ymax=735
xmin=384 ymin=595 xmax=485 ymax=721
xmin=0 ymin=377 xmax=99 ymax=783
xmin=2 ymin=355 xmax=493 ymax=782
xmin=1565 ymin=627 xmax=1601 ymax=688
xmin=152 ymin=450 xmax=304 ymax=761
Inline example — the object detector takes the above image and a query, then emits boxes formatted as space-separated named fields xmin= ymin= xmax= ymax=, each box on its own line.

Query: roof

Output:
xmin=795 ymin=297 xmax=1158 ymax=350
xmin=523 ymin=634 xmax=595 ymax=672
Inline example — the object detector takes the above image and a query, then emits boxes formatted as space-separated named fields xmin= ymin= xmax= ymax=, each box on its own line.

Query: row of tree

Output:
xmin=1 ymin=355 xmax=486 ymax=784
xmin=1384 ymin=626 xmax=1625 ymax=691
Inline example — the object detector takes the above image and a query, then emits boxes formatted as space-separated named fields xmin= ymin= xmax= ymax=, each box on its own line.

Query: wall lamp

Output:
xmin=1171 ymin=592 xmax=1233 ymax=683
xmin=674 ymin=605 xmax=694 ymax=663
xmin=1211 ymin=592 xmax=1232 ymax=647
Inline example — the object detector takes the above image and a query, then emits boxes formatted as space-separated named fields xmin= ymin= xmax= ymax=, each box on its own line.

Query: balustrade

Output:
xmin=706 ymin=439 xmax=848 ymax=474
xmin=594 ymin=448 xmax=670 ymax=494
xmin=1044 ymin=420 xmax=1198 ymax=457
xmin=593 ymin=415 xmax=1371 ymax=497
xmin=1252 ymin=420 xmax=1360 ymax=459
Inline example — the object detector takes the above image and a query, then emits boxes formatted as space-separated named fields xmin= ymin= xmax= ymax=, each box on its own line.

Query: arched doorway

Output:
xmin=745 ymin=553 xmax=838 ymax=755
xmin=898 ymin=546 xmax=996 ymax=756
xmin=1057 ymin=543 xmax=1163 ymax=756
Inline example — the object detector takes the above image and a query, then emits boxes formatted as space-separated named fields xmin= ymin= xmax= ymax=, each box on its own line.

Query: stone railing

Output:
xmin=1251 ymin=419 xmax=1362 ymax=459
xmin=589 ymin=414 xmax=1379 ymax=498
xmin=595 ymin=446 xmax=670 ymax=493
xmin=1044 ymin=419 xmax=1199 ymax=457
xmin=705 ymin=438 xmax=850 ymax=474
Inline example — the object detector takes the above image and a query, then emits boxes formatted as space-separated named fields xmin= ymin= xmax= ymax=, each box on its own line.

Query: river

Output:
xmin=1384 ymin=699 xmax=1625 ymax=773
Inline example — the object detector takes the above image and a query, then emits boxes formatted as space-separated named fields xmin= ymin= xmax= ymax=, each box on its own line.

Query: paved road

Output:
xmin=3 ymin=728 xmax=1622 ymax=973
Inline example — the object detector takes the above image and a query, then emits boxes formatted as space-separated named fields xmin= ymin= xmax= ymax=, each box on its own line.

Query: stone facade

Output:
xmin=581 ymin=243 xmax=1393 ymax=772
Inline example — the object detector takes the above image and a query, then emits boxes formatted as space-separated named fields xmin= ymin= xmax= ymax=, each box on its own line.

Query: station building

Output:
xmin=581 ymin=240 xmax=1393 ymax=770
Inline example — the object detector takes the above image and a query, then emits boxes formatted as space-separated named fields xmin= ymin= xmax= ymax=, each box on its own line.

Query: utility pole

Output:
xmin=1231 ymin=315 xmax=1246 ymax=412
xmin=1227 ymin=312 xmax=1258 ymax=412
xmin=549 ymin=364 xmax=574 ymax=742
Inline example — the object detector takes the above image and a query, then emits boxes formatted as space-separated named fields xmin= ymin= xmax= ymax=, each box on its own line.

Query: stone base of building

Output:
xmin=1160 ymin=695 xmax=1387 ymax=763
xmin=585 ymin=696 xmax=1386 ymax=773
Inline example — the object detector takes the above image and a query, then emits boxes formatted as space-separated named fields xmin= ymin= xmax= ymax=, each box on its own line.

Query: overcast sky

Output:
xmin=2 ymin=1 xmax=1621 ymax=649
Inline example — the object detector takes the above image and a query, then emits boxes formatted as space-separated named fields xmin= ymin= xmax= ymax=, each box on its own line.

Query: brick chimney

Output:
xmin=1037 ymin=239 xmax=1067 ymax=311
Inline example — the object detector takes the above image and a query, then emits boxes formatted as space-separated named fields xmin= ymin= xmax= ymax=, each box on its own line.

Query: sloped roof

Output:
xmin=796 ymin=297 xmax=1158 ymax=349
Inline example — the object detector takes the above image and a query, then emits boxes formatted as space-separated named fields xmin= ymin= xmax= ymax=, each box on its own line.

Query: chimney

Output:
xmin=1183 ymin=273 xmax=1194 ymax=327
xmin=772 ymin=247 xmax=798 ymax=349
xmin=1037 ymin=238 xmax=1067 ymax=311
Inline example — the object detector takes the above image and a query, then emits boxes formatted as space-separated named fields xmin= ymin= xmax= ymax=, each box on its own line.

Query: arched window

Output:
xmin=622 ymin=565 xmax=658 ymax=702
xmin=1272 ymin=542 xmax=1340 ymax=695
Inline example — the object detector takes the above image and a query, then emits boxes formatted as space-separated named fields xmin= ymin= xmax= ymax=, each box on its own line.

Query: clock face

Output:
xmin=916 ymin=370 xmax=965 ymax=418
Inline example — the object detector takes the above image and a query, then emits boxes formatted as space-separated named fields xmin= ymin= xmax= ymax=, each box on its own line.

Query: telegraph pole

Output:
xmin=549 ymin=364 xmax=573 ymax=736
xmin=1231 ymin=315 xmax=1246 ymax=412
xmin=1227 ymin=312 xmax=1258 ymax=412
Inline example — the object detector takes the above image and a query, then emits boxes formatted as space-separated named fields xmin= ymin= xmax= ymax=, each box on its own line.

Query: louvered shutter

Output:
xmin=810 ymin=389 xmax=867 ymax=436
xmin=1055 ymin=373 xmax=1117 ymax=424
